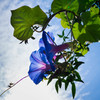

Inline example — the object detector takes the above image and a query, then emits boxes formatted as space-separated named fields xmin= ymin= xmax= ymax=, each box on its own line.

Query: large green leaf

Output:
xmin=51 ymin=0 xmax=96 ymax=14
xmin=77 ymin=0 xmax=97 ymax=13
xmin=73 ymin=22 xmax=100 ymax=43
xmin=51 ymin=0 xmax=79 ymax=14
xmin=81 ymin=6 xmax=99 ymax=25
xmin=73 ymin=6 xmax=100 ymax=43
xmin=11 ymin=5 xmax=47 ymax=40
xmin=51 ymin=0 xmax=79 ymax=29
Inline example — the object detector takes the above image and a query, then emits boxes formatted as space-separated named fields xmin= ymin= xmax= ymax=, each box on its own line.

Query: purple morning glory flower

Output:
xmin=28 ymin=48 xmax=52 ymax=84
xmin=42 ymin=31 xmax=71 ymax=71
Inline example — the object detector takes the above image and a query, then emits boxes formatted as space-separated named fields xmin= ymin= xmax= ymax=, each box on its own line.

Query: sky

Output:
xmin=0 ymin=0 xmax=100 ymax=100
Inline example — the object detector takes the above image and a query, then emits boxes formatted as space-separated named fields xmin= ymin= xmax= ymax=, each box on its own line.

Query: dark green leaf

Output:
xmin=64 ymin=36 xmax=68 ymax=39
xmin=81 ymin=6 xmax=99 ymax=25
xmin=74 ymin=61 xmax=84 ymax=69
xmin=47 ymin=78 xmax=52 ymax=85
xmin=71 ymin=82 xmax=76 ymax=99
xmin=74 ymin=71 xmax=81 ymax=80
xmin=74 ymin=79 xmax=84 ymax=83
xmin=68 ymin=56 xmax=74 ymax=62
xmin=54 ymin=55 xmax=62 ymax=63
xmin=75 ymin=52 xmax=84 ymax=57
xmin=58 ymin=78 xmax=62 ymax=88
xmin=31 ymin=36 xmax=35 ymax=40
xmin=11 ymin=5 xmax=47 ymax=40
xmin=65 ymin=81 xmax=69 ymax=90
xmin=55 ymin=80 xmax=59 ymax=93
xmin=62 ymin=29 xmax=65 ymax=36
xmin=77 ymin=0 xmax=97 ymax=13
xmin=57 ymin=34 xmax=63 ymax=38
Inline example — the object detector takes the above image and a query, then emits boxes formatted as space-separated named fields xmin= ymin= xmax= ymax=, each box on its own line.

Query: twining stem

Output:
xmin=35 ymin=9 xmax=79 ymax=32
xmin=0 ymin=75 xmax=29 ymax=97
xmin=65 ymin=11 xmax=75 ymax=41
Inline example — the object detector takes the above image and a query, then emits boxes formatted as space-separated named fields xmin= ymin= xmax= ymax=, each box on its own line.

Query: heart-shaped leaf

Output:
xmin=11 ymin=5 xmax=47 ymax=40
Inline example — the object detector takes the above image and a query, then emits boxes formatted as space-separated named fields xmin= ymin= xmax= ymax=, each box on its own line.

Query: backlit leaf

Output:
xmin=11 ymin=5 xmax=47 ymax=40
xmin=73 ymin=17 xmax=100 ymax=43
xmin=51 ymin=0 xmax=79 ymax=14
xmin=61 ymin=20 xmax=70 ymax=29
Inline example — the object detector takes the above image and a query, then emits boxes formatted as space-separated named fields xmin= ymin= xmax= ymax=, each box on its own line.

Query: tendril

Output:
xmin=0 ymin=75 xmax=29 ymax=97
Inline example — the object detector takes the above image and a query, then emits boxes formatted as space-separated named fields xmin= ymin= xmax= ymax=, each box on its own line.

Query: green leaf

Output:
xmin=71 ymin=82 xmax=76 ymax=99
xmin=65 ymin=81 xmax=69 ymax=90
xmin=31 ymin=36 xmax=35 ymax=40
xmin=74 ymin=71 xmax=81 ymax=80
xmin=60 ymin=12 xmax=74 ymax=22
xmin=74 ymin=61 xmax=84 ymax=69
xmin=73 ymin=19 xmax=100 ymax=43
xmin=81 ymin=6 xmax=99 ymax=25
xmin=77 ymin=0 xmax=97 ymax=13
xmin=47 ymin=78 xmax=52 ymax=85
xmin=74 ymin=79 xmax=84 ymax=83
xmin=62 ymin=29 xmax=65 ymax=36
xmin=73 ymin=6 xmax=100 ymax=43
xmin=75 ymin=43 xmax=89 ymax=56
xmin=11 ymin=5 xmax=47 ymax=40
xmin=55 ymin=14 xmax=61 ymax=19
xmin=57 ymin=34 xmax=63 ymax=38
xmin=55 ymin=80 xmax=59 ymax=93
xmin=58 ymin=78 xmax=62 ymax=88
xmin=51 ymin=0 xmax=79 ymax=14
xmin=61 ymin=20 xmax=70 ymax=29
xmin=68 ymin=56 xmax=74 ymax=62
xmin=75 ymin=52 xmax=84 ymax=57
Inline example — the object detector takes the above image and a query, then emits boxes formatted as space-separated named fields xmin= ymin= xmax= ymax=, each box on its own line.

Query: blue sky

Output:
xmin=0 ymin=0 xmax=100 ymax=100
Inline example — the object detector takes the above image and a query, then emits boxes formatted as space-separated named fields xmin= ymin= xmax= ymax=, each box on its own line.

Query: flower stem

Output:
xmin=0 ymin=75 xmax=29 ymax=97
xmin=65 ymin=11 xmax=75 ymax=41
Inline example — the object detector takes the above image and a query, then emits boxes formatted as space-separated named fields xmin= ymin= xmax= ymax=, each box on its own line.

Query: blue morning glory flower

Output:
xmin=39 ymin=31 xmax=55 ymax=48
xmin=28 ymin=48 xmax=52 ymax=84
xmin=42 ymin=31 xmax=71 ymax=71
xmin=28 ymin=31 xmax=72 ymax=84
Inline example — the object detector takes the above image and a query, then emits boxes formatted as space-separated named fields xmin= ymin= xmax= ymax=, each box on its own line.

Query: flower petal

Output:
xmin=28 ymin=63 xmax=45 ymax=84
xmin=42 ymin=31 xmax=56 ymax=71
xmin=30 ymin=50 xmax=45 ymax=66
xmin=39 ymin=32 xmax=55 ymax=48
xmin=28 ymin=49 xmax=52 ymax=84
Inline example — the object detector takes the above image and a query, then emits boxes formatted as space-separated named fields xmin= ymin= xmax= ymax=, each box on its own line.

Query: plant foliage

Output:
xmin=9 ymin=0 xmax=100 ymax=99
